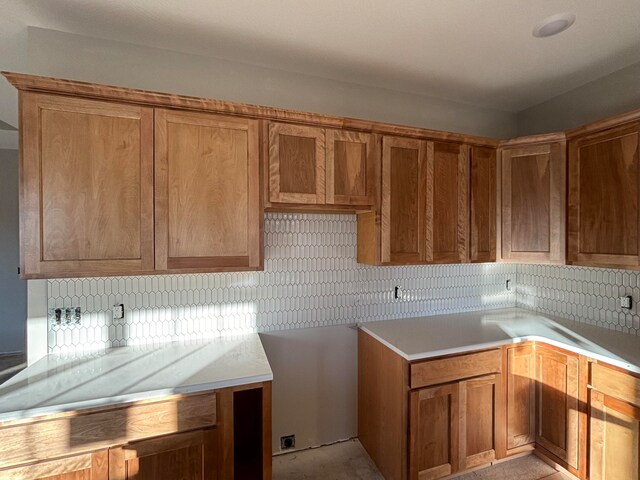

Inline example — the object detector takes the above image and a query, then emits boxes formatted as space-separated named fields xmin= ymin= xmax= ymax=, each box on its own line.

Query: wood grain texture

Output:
xmin=498 ymin=140 xmax=566 ymax=264
xmin=110 ymin=429 xmax=216 ymax=480
xmin=381 ymin=136 xmax=427 ymax=264
xmin=425 ymin=142 xmax=468 ymax=263
xmin=326 ymin=129 xmax=376 ymax=206
xmin=568 ymin=123 xmax=640 ymax=268
xmin=409 ymin=383 xmax=459 ymax=480
xmin=155 ymin=109 xmax=262 ymax=272
xmin=506 ymin=344 xmax=536 ymax=453
xmin=356 ymin=211 xmax=381 ymax=265
xmin=19 ymin=92 xmax=154 ymax=279
xmin=0 ymin=392 xmax=216 ymax=470
xmin=459 ymin=374 xmax=501 ymax=470
xmin=469 ymin=146 xmax=497 ymax=262
xmin=358 ymin=330 xmax=409 ymax=480
xmin=0 ymin=451 xmax=107 ymax=480
xmin=268 ymin=122 xmax=325 ymax=204
xmin=591 ymin=363 xmax=640 ymax=407
xmin=410 ymin=349 xmax=501 ymax=389
xmin=2 ymin=72 xmax=500 ymax=148
xmin=590 ymin=390 xmax=640 ymax=480
xmin=535 ymin=345 xmax=580 ymax=470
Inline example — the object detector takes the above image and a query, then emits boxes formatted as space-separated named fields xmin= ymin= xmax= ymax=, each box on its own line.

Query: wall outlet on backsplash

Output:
xmin=48 ymin=307 xmax=81 ymax=326
xmin=394 ymin=286 xmax=403 ymax=300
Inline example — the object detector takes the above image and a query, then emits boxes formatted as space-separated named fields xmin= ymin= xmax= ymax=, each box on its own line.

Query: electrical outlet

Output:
xmin=394 ymin=286 xmax=403 ymax=300
xmin=112 ymin=304 xmax=125 ymax=320
xmin=506 ymin=279 xmax=512 ymax=291
xmin=280 ymin=435 xmax=295 ymax=450
xmin=620 ymin=295 xmax=633 ymax=310
xmin=48 ymin=306 xmax=81 ymax=325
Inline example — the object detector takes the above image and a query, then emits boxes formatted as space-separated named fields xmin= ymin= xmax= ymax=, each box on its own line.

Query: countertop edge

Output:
xmin=359 ymin=326 xmax=640 ymax=375
xmin=0 ymin=372 xmax=273 ymax=424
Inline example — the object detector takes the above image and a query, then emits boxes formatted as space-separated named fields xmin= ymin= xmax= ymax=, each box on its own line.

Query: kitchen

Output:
xmin=0 ymin=2 xmax=640 ymax=480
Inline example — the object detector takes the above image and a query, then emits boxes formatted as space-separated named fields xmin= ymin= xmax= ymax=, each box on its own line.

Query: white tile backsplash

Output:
xmin=47 ymin=213 xmax=516 ymax=353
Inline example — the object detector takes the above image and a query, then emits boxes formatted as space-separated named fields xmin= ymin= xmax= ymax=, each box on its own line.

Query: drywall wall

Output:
xmin=22 ymin=27 xmax=517 ymax=139
xmin=517 ymin=60 xmax=640 ymax=135
xmin=0 ymin=149 xmax=26 ymax=353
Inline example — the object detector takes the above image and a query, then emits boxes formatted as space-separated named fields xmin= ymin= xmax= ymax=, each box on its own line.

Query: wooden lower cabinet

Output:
xmin=409 ymin=383 xmax=459 ymax=480
xmin=109 ymin=429 xmax=216 ymax=480
xmin=0 ymin=451 xmax=108 ymax=480
xmin=459 ymin=374 xmax=503 ymax=470
xmin=590 ymin=363 xmax=640 ymax=480
xmin=505 ymin=343 xmax=536 ymax=454
xmin=535 ymin=345 xmax=583 ymax=473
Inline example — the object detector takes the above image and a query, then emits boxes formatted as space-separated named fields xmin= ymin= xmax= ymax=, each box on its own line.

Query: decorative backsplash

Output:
xmin=47 ymin=213 xmax=640 ymax=353
xmin=47 ymin=213 xmax=516 ymax=352
xmin=516 ymin=264 xmax=640 ymax=335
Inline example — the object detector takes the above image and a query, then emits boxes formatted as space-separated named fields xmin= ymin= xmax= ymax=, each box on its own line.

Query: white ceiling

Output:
xmin=1 ymin=0 xmax=639 ymax=131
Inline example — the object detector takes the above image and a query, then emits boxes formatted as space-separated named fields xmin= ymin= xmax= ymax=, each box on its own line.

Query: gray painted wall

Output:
xmin=518 ymin=60 xmax=640 ymax=135
xmin=24 ymin=27 xmax=517 ymax=139
xmin=0 ymin=149 xmax=26 ymax=353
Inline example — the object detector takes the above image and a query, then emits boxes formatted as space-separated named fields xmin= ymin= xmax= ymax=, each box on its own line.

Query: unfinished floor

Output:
xmin=273 ymin=439 xmax=569 ymax=480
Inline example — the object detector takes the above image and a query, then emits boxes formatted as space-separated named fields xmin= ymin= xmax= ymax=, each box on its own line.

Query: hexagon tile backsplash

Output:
xmin=47 ymin=213 xmax=639 ymax=353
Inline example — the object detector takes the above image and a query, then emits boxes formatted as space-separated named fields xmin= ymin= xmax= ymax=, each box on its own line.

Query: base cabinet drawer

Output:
xmin=0 ymin=451 xmax=108 ymax=480
xmin=410 ymin=349 xmax=501 ymax=389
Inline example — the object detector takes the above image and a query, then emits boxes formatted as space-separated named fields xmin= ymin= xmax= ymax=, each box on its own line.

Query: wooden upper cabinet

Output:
xmin=267 ymin=123 xmax=377 ymax=208
xmin=155 ymin=109 xmax=262 ymax=272
xmin=498 ymin=138 xmax=566 ymax=264
xmin=568 ymin=123 xmax=640 ymax=268
xmin=20 ymin=93 xmax=154 ymax=279
xmin=470 ymin=146 xmax=497 ymax=263
xmin=268 ymin=122 xmax=325 ymax=204
xmin=426 ymin=142 xmax=469 ymax=263
xmin=381 ymin=136 xmax=427 ymax=264
xmin=326 ymin=129 xmax=376 ymax=206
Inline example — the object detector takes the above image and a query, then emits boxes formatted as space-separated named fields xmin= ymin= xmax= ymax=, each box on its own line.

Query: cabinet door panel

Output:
xmin=426 ymin=142 xmax=468 ymax=263
xmin=155 ymin=109 xmax=261 ymax=271
xmin=409 ymin=383 xmax=458 ymax=480
xmin=536 ymin=346 xmax=580 ymax=469
xmin=381 ymin=136 xmax=427 ymax=264
xmin=499 ymin=141 xmax=565 ymax=263
xmin=590 ymin=390 xmax=640 ymax=480
xmin=326 ymin=130 xmax=376 ymax=206
xmin=568 ymin=123 xmax=640 ymax=268
xmin=268 ymin=123 xmax=325 ymax=204
xmin=459 ymin=374 xmax=501 ymax=470
xmin=506 ymin=344 xmax=535 ymax=452
xmin=470 ymin=146 xmax=497 ymax=262
xmin=20 ymin=93 xmax=154 ymax=278
xmin=109 ymin=429 xmax=216 ymax=480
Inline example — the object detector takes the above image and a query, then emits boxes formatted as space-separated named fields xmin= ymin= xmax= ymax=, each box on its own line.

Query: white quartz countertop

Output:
xmin=0 ymin=334 xmax=273 ymax=423
xmin=360 ymin=307 xmax=640 ymax=373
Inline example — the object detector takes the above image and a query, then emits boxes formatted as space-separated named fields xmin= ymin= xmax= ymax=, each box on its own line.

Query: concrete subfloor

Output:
xmin=273 ymin=439 xmax=569 ymax=480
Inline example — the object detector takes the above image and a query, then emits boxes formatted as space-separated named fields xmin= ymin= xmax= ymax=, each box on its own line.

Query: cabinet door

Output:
xmin=590 ymin=390 xmax=640 ymax=480
xmin=568 ymin=123 xmax=640 ymax=268
xmin=506 ymin=344 xmax=535 ymax=453
xmin=109 ymin=429 xmax=216 ymax=480
xmin=20 ymin=93 xmax=154 ymax=278
xmin=459 ymin=374 xmax=502 ymax=470
xmin=470 ymin=146 xmax=496 ymax=262
xmin=0 ymin=451 xmax=108 ymax=480
xmin=155 ymin=109 xmax=261 ymax=271
xmin=409 ymin=383 xmax=459 ymax=480
xmin=426 ymin=142 xmax=468 ymax=263
xmin=326 ymin=129 xmax=376 ymax=206
xmin=268 ymin=122 xmax=325 ymax=204
xmin=535 ymin=345 xmax=580 ymax=469
xmin=498 ymin=141 xmax=565 ymax=264
xmin=381 ymin=136 xmax=427 ymax=264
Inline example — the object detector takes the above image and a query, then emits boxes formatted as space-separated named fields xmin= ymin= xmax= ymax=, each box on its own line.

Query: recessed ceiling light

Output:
xmin=533 ymin=13 xmax=576 ymax=38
